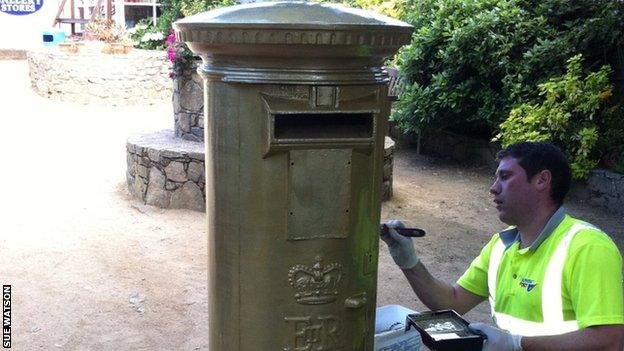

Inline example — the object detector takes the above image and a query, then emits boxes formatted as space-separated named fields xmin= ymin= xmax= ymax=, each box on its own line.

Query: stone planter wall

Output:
xmin=173 ymin=61 xmax=204 ymax=141
xmin=126 ymin=131 xmax=206 ymax=212
xmin=27 ymin=47 xmax=171 ymax=105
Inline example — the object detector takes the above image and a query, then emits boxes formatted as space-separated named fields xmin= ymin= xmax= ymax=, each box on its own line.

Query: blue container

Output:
xmin=42 ymin=30 xmax=66 ymax=46
xmin=374 ymin=305 xmax=423 ymax=351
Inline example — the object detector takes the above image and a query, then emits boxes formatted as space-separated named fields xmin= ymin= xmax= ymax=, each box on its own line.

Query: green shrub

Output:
xmin=393 ymin=0 xmax=559 ymax=136
xmin=156 ymin=0 xmax=233 ymax=35
xmin=128 ymin=19 xmax=165 ymax=50
xmin=181 ymin=0 xmax=235 ymax=17
xmin=392 ymin=0 xmax=624 ymax=151
xmin=349 ymin=0 xmax=407 ymax=18
xmin=497 ymin=55 xmax=613 ymax=180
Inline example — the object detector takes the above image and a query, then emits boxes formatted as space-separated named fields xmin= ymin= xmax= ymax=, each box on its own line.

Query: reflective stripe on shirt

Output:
xmin=494 ymin=312 xmax=579 ymax=336
xmin=487 ymin=223 xmax=594 ymax=336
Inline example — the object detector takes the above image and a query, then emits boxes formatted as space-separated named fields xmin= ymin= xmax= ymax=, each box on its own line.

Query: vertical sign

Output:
xmin=2 ymin=285 xmax=10 ymax=349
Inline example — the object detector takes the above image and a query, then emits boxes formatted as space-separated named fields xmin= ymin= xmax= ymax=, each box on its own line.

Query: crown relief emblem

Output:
xmin=288 ymin=255 xmax=343 ymax=305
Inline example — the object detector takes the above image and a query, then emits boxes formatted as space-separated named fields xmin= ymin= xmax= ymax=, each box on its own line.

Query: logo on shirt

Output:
xmin=519 ymin=278 xmax=537 ymax=292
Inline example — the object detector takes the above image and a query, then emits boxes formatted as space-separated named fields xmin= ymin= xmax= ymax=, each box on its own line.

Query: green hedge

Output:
xmin=392 ymin=0 xmax=624 ymax=176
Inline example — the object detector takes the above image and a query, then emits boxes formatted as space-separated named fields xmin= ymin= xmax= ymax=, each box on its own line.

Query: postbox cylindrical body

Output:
xmin=175 ymin=3 xmax=413 ymax=350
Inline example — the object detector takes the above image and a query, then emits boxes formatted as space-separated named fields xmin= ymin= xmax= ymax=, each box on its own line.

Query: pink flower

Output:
xmin=165 ymin=29 xmax=176 ymax=46
xmin=167 ymin=48 xmax=176 ymax=62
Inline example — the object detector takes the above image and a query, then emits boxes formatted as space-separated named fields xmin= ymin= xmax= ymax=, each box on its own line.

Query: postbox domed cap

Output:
xmin=175 ymin=1 xmax=412 ymax=31
xmin=174 ymin=2 xmax=413 ymax=84
xmin=174 ymin=2 xmax=413 ymax=49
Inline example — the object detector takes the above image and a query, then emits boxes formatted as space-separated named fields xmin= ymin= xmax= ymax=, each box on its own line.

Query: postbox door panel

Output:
xmin=287 ymin=149 xmax=352 ymax=240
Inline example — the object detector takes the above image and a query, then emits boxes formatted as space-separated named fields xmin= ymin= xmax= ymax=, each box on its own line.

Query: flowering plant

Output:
xmin=165 ymin=29 xmax=195 ymax=79
xmin=141 ymin=31 xmax=165 ymax=46
xmin=85 ymin=17 xmax=127 ymax=43
xmin=128 ymin=19 xmax=166 ymax=50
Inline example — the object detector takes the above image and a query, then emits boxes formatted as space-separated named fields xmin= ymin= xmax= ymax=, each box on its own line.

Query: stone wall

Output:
xmin=420 ymin=132 xmax=500 ymax=170
xmin=27 ymin=47 xmax=171 ymax=105
xmin=389 ymin=125 xmax=500 ymax=171
xmin=571 ymin=170 xmax=624 ymax=216
xmin=127 ymin=131 xmax=206 ymax=212
xmin=173 ymin=61 xmax=204 ymax=141
xmin=0 ymin=49 xmax=26 ymax=60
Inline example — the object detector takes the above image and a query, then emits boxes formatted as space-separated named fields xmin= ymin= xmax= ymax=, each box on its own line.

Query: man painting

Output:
xmin=382 ymin=142 xmax=624 ymax=350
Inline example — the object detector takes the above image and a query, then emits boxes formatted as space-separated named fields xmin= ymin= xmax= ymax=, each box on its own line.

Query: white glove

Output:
xmin=380 ymin=220 xmax=419 ymax=269
xmin=469 ymin=322 xmax=522 ymax=351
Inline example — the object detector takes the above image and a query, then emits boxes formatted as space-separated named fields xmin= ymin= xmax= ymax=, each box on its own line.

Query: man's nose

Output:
xmin=489 ymin=179 xmax=500 ymax=195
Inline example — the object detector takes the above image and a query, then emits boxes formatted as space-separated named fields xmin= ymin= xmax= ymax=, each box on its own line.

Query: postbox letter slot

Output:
xmin=274 ymin=113 xmax=373 ymax=140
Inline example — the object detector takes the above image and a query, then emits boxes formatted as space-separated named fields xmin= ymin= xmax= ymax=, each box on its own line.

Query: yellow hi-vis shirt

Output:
xmin=457 ymin=211 xmax=624 ymax=336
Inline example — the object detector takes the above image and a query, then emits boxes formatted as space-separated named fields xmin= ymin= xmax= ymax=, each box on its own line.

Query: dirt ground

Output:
xmin=1 ymin=59 xmax=622 ymax=350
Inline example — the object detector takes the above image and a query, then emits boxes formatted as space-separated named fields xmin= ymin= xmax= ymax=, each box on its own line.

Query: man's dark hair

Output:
xmin=496 ymin=142 xmax=571 ymax=206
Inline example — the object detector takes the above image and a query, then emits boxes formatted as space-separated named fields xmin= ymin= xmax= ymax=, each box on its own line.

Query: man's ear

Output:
xmin=533 ymin=169 xmax=552 ymax=193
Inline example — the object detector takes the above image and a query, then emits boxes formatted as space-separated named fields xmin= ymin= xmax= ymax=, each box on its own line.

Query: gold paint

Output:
xmin=175 ymin=2 xmax=412 ymax=350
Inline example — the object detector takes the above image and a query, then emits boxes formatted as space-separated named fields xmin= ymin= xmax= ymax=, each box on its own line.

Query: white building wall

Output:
xmin=0 ymin=0 xmax=128 ymax=51
xmin=0 ymin=0 xmax=65 ymax=50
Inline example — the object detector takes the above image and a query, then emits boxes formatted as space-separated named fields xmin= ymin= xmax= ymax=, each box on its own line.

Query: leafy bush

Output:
xmin=128 ymin=19 xmax=165 ymax=50
xmin=392 ymin=0 xmax=624 ymax=155
xmin=497 ymin=55 xmax=613 ymax=179
xmin=345 ymin=0 xmax=407 ymax=18
xmin=157 ymin=0 xmax=234 ymax=33
xmin=313 ymin=0 xmax=409 ymax=19
xmin=394 ymin=0 xmax=553 ymax=136
xmin=180 ymin=0 xmax=235 ymax=17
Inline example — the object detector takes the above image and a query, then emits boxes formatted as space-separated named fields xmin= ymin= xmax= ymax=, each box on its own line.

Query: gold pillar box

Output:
xmin=174 ymin=3 xmax=412 ymax=350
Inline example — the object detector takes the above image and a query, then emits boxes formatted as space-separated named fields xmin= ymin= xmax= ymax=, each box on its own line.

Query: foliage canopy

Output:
xmin=497 ymin=55 xmax=615 ymax=179
xmin=392 ymin=0 xmax=624 ymax=176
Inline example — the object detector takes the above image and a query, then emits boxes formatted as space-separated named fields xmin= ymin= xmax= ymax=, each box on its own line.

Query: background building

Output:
xmin=0 ymin=0 xmax=160 ymax=51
